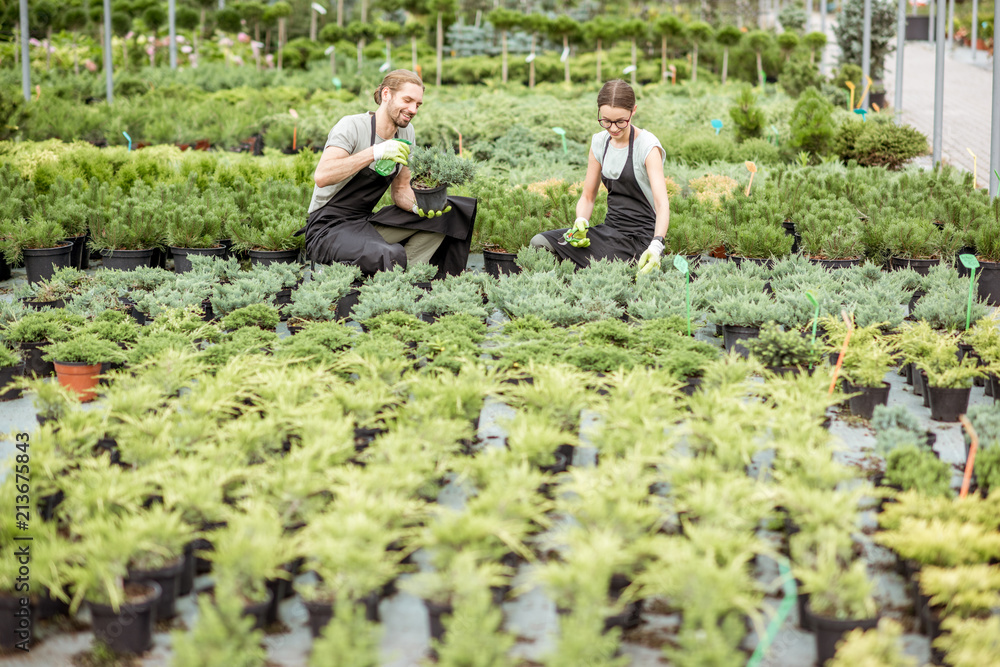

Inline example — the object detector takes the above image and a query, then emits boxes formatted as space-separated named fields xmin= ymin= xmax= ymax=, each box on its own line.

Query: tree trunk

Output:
xmin=357 ymin=40 xmax=363 ymax=70
xmin=436 ymin=12 xmax=443 ymax=86
xmin=722 ymin=46 xmax=729 ymax=83
xmin=563 ymin=35 xmax=570 ymax=84
xmin=200 ymin=9 xmax=206 ymax=39
xmin=529 ymin=33 xmax=535 ymax=88
xmin=756 ymin=50 xmax=763 ymax=87
xmin=278 ymin=17 xmax=286 ymax=70
xmin=330 ymin=47 xmax=337 ymax=76
xmin=411 ymin=36 xmax=417 ymax=71
xmin=46 ymin=27 xmax=52 ymax=71
xmin=596 ymin=38 xmax=602 ymax=83
xmin=310 ymin=10 xmax=317 ymax=42
xmin=254 ymin=21 xmax=260 ymax=43
xmin=630 ymin=38 xmax=637 ymax=87
xmin=361 ymin=0 xmax=368 ymax=23
xmin=73 ymin=36 xmax=80 ymax=75
xmin=265 ymin=28 xmax=271 ymax=55
xmin=692 ymin=43 xmax=698 ymax=83
xmin=501 ymin=30 xmax=508 ymax=83
xmin=338 ymin=0 xmax=344 ymax=27
xmin=809 ymin=48 xmax=815 ymax=65
xmin=13 ymin=24 xmax=18 ymax=68
xmin=661 ymin=35 xmax=667 ymax=80
xmin=122 ymin=40 xmax=128 ymax=70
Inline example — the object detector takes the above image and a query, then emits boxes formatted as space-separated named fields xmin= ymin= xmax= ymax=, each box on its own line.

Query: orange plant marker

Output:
xmin=458 ymin=132 xmax=463 ymax=158
xmin=828 ymin=311 xmax=854 ymax=395
xmin=292 ymin=127 xmax=297 ymax=151
xmin=958 ymin=414 xmax=978 ymax=498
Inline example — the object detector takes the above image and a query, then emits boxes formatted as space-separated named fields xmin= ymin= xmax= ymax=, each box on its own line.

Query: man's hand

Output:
xmin=373 ymin=139 xmax=411 ymax=165
xmin=563 ymin=217 xmax=591 ymax=248
xmin=637 ymin=238 xmax=665 ymax=274
xmin=412 ymin=204 xmax=453 ymax=218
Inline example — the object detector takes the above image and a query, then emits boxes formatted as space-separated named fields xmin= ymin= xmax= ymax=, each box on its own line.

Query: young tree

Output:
xmin=833 ymin=0 xmax=895 ymax=80
xmin=487 ymin=8 xmax=521 ymax=85
xmin=376 ymin=20 xmax=401 ymax=68
xmin=715 ymin=24 xmax=742 ymax=84
xmin=776 ymin=30 xmax=799 ymax=62
xmin=195 ymin=0 xmax=216 ymax=40
xmin=803 ymin=30 xmax=827 ymax=65
xmin=547 ymin=15 xmax=581 ymax=85
xmin=31 ymin=1 xmax=56 ymax=71
xmin=403 ymin=20 xmax=425 ymax=72
xmin=620 ymin=19 xmax=646 ymax=88
xmin=320 ymin=23 xmax=344 ymax=76
xmin=431 ymin=0 xmax=456 ymax=86
xmin=269 ymin=1 xmax=293 ymax=70
xmin=238 ymin=1 xmax=266 ymax=43
xmin=522 ymin=13 xmax=548 ymax=89
xmin=143 ymin=5 xmax=167 ymax=67
xmin=111 ymin=12 xmax=132 ymax=71
xmin=746 ymin=30 xmax=772 ymax=88
xmin=654 ymin=14 xmax=684 ymax=82
xmin=584 ymin=16 xmax=620 ymax=84
xmin=685 ymin=20 xmax=713 ymax=84
xmin=346 ymin=21 xmax=376 ymax=71
xmin=61 ymin=8 xmax=88 ymax=75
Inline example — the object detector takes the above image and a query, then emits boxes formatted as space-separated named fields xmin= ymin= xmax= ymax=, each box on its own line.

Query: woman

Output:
xmin=532 ymin=79 xmax=670 ymax=273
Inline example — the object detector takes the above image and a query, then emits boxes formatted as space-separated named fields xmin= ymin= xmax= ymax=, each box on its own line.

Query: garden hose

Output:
xmin=746 ymin=558 xmax=797 ymax=667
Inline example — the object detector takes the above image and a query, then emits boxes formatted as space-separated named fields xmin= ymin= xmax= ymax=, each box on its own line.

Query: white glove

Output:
xmin=637 ymin=238 xmax=665 ymax=274
xmin=372 ymin=139 xmax=410 ymax=164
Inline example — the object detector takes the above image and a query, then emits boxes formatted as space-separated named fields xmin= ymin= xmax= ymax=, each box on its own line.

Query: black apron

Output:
xmin=299 ymin=113 xmax=476 ymax=278
xmin=541 ymin=127 xmax=656 ymax=269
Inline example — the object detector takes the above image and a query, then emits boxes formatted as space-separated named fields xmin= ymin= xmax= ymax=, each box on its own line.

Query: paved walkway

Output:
xmin=884 ymin=41 xmax=995 ymax=186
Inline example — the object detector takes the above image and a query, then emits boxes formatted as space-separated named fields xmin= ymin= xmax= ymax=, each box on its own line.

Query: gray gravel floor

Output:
xmin=0 ymin=255 xmax=981 ymax=666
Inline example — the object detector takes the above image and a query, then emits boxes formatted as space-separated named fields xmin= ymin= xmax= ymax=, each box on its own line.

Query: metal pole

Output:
xmin=19 ymin=0 xmax=30 ymax=103
xmin=929 ymin=0 xmax=935 ymax=42
xmin=972 ymin=0 xmax=978 ymax=61
xmin=933 ymin=0 xmax=946 ymax=166
xmin=948 ymin=0 xmax=954 ymax=49
xmin=861 ymin=0 xmax=872 ymax=109
xmin=169 ymin=0 xmax=177 ymax=69
xmin=990 ymin=0 xmax=1000 ymax=196
xmin=103 ymin=0 xmax=113 ymax=104
xmin=895 ymin=0 xmax=905 ymax=123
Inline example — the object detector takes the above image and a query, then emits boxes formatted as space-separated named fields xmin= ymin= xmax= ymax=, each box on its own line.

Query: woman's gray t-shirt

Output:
xmin=307 ymin=112 xmax=416 ymax=214
xmin=591 ymin=129 xmax=665 ymax=211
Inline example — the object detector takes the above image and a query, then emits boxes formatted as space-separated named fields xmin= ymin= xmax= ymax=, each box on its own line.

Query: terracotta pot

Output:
xmin=53 ymin=361 xmax=103 ymax=402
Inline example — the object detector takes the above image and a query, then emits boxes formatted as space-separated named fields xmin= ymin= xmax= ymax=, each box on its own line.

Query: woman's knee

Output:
xmin=530 ymin=233 xmax=553 ymax=250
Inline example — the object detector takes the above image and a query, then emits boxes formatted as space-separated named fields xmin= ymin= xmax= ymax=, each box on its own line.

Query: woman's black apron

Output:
xmin=299 ymin=113 xmax=477 ymax=277
xmin=540 ymin=127 xmax=656 ymax=269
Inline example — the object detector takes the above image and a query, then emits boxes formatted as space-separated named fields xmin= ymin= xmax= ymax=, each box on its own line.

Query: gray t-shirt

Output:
xmin=307 ymin=112 xmax=416 ymax=214
xmin=591 ymin=129 xmax=666 ymax=211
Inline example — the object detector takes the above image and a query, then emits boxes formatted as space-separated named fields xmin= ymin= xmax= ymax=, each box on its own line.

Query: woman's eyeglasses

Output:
xmin=598 ymin=113 xmax=633 ymax=129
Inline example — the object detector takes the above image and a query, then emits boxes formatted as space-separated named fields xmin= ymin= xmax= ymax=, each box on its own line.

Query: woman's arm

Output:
xmin=644 ymin=147 xmax=670 ymax=238
xmin=575 ymin=149 xmax=603 ymax=223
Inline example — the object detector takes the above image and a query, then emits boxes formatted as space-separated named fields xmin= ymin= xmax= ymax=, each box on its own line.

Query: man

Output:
xmin=301 ymin=69 xmax=477 ymax=277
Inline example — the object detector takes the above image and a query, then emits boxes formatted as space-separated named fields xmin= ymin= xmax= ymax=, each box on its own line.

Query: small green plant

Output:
xmin=933 ymin=615 xmax=1000 ymax=666
xmin=884 ymin=445 xmax=952 ymax=497
xmin=788 ymin=88 xmax=835 ymax=158
xmin=221 ymin=304 xmax=280 ymax=331
xmin=0 ymin=215 xmax=68 ymax=265
xmin=796 ymin=549 xmax=877 ymax=621
xmin=308 ymin=599 xmax=381 ymax=667
xmin=746 ymin=324 xmax=821 ymax=368
xmin=0 ymin=345 xmax=21 ymax=368
xmin=918 ymin=565 xmax=1000 ymax=620
xmin=826 ymin=618 xmax=917 ymax=667
xmin=170 ymin=593 xmax=267 ymax=667
xmin=43 ymin=335 xmax=127 ymax=365
xmin=408 ymin=146 xmax=477 ymax=189
xmin=729 ymin=84 xmax=765 ymax=143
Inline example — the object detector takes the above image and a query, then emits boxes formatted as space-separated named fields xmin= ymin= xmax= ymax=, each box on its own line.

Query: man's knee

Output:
xmin=361 ymin=242 xmax=406 ymax=275
xmin=531 ymin=233 xmax=553 ymax=251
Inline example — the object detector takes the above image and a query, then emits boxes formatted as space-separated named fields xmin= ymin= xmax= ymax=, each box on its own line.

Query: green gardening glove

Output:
xmin=412 ymin=204 xmax=453 ymax=218
xmin=563 ymin=217 xmax=591 ymax=248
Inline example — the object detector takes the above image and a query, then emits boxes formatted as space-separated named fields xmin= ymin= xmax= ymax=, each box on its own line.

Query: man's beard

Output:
xmin=389 ymin=104 xmax=414 ymax=128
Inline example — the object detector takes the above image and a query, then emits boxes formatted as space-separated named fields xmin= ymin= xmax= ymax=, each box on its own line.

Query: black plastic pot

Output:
xmin=990 ymin=374 xmax=1000 ymax=402
xmin=24 ymin=243 xmax=73 ymax=284
xmin=64 ymin=234 xmax=88 ymax=270
xmin=273 ymin=288 xmax=293 ymax=309
xmin=178 ymin=542 xmax=197 ymax=596
xmin=248 ymin=249 xmax=301 ymax=266
xmin=483 ymin=250 xmax=520 ymax=278
xmin=34 ymin=587 xmax=70 ymax=620
xmin=22 ymin=298 xmax=65 ymax=311
xmin=88 ymin=581 xmax=162 ymax=655
xmin=304 ymin=598 xmax=334 ymax=638
xmin=0 ymin=364 xmax=24 ymax=401
xmin=927 ymin=385 xmax=971 ymax=422
xmin=170 ymin=246 xmax=226 ymax=274
xmin=265 ymin=577 xmax=288 ymax=626
xmin=728 ymin=255 xmax=774 ymax=269
xmin=908 ymin=290 xmax=926 ymax=316
xmin=680 ymin=375 xmax=703 ymax=396
xmin=0 ymin=256 xmax=10 ymax=281
xmin=904 ymin=362 xmax=914 ymax=385
xmin=218 ymin=239 xmax=234 ymax=260
xmin=913 ymin=366 xmax=924 ymax=396
xmin=809 ymin=257 xmax=864 ymax=270
xmin=336 ymin=286 xmax=361 ymax=320
xmin=721 ymin=324 xmax=761 ymax=359
xmin=847 ymin=381 xmax=891 ymax=420
xmin=425 ymin=599 xmax=453 ymax=641
xmin=242 ymin=590 xmax=273 ymax=631
xmin=807 ymin=603 xmax=879 ymax=666
xmin=890 ymin=257 xmax=940 ymax=275
xmin=412 ymin=183 xmax=449 ymax=212
xmin=125 ymin=556 xmax=183 ymax=620
xmin=0 ymin=593 xmax=31 ymax=650
xmin=977 ymin=260 xmax=1000 ymax=306
xmin=920 ymin=371 xmax=930 ymax=408
xmin=19 ymin=341 xmax=54 ymax=377
xmin=101 ymin=248 xmax=155 ymax=271
xmin=151 ymin=247 xmax=167 ymax=269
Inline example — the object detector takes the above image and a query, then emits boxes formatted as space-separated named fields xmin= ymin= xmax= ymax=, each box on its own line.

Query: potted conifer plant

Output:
xmin=89 ymin=184 xmax=166 ymax=271
xmin=43 ymin=334 xmax=127 ymax=402
xmin=165 ymin=198 xmax=232 ymax=273
xmin=839 ymin=335 xmax=895 ymax=420
xmin=0 ymin=216 xmax=72 ymax=284
xmin=407 ymin=146 xmax=476 ymax=213
xmin=0 ymin=346 xmax=25 ymax=401
xmin=3 ymin=310 xmax=85 ymax=377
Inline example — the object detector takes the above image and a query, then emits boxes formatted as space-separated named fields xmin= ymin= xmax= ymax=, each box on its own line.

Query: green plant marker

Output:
xmin=994 ymin=168 xmax=1000 ymax=186
xmin=806 ymin=291 xmax=819 ymax=367
xmin=673 ymin=255 xmax=691 ymax=337
xmin=122 ymin=131 xmax=132 ymax=151
xmin=746 ymin=558 xmax=796 ymax=667
xmin=710 ymin=119 xmax=723 ymax=135
xmin=960 ymin=253 xmax=980 ymax=330
xmin=552 ymin=127 xmax=567 ymax=155
xmin=853 ymin=108 xmax=867 ymax=122
xmin=332 ymin=77 xmax=342 ymax=90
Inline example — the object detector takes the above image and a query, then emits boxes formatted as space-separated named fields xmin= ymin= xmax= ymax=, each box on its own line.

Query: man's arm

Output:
xmin=390 ymin=165 xmax=418 ymax=212
xmin=313 ymin=145 xmax=376 ymax=188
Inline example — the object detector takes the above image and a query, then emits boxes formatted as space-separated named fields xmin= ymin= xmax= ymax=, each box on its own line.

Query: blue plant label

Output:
xmin=959 ymin=254 xmax=980 ymax=270
xmin=673 ymin=255 xmax=689 ymax=274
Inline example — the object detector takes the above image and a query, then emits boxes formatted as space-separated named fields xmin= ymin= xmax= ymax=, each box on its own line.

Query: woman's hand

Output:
xmin=637 ymin=238 xmax=664 ymax=274
xmin=563 ymin=217 xmax=591 ymax=248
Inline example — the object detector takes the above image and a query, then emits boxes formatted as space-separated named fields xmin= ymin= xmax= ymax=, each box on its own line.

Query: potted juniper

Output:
xmin=0 ymin=346 xmax=24 ymax=401
xmin=43 ymin=334 xmax=127 ymax=402
xmin=407 ymin=145 xmax=476 ymax=213
xmin=839 ymin=335 xmax=895 ymax=420
xmin=0 ymin=215 xmax=72 ymax=284
xmin=221 ymin=304 xmax=281 ymax=333
xmin=711 ymin=293 xmax=782 ymax=358
xmin=745 ymin=323 xmax=822 ymax=375
xmin=917 ymin=333 xmax=982 ymax=422
xmin=826 ymin=618 xmax=918 ymax=667
xmin=88 ymin=184 xmax=167 ymax=271
xmin=3 ymin=310 xmax=85 ymax=377
xmin=165 ymin=199 xmax=231 ymax=273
